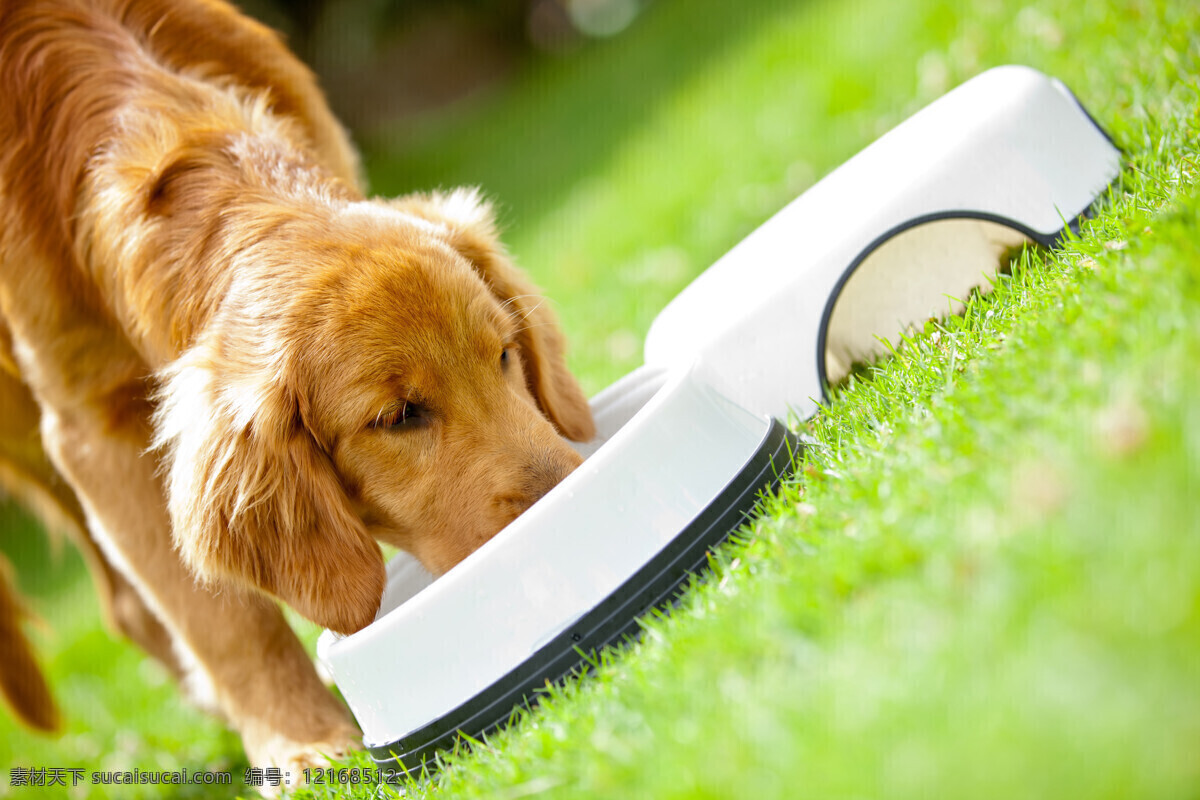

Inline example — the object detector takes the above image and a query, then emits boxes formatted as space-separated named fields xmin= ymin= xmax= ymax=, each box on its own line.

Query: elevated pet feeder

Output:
xmin=317 ymin=65 xmax=1121 ymax=774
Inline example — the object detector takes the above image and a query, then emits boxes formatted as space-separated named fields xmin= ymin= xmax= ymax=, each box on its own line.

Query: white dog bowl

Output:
xmin=317 ymin=65 xmax=1121 ymax=773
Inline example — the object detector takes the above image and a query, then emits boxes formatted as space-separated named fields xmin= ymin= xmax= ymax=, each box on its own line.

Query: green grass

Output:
xmin=3 ymin=0 xmax=1199 ymax=797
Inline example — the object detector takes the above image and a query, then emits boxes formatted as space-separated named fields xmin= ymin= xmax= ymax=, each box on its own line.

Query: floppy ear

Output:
xmin=391 ymin=189 xmax=596 ymax=442
xmin=152 ymin=340 xmax=385 ymax=635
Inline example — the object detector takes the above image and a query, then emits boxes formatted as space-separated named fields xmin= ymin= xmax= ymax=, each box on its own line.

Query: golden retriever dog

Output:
xmin=0 ymin=0 xmax=594 ymax=779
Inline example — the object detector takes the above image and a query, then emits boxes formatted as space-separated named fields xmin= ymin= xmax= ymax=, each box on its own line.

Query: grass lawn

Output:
xmin=2 ymin=0 xmax=1198 ymax=797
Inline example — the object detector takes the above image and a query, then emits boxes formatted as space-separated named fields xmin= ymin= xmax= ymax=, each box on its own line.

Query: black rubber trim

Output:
xmin=813 ymin=81 xmax=1120 ymax=406
xmin=366 ymin=419 xmax=799 ymax=775
xmin=814 ymin=208 xmax=1066 ymax=402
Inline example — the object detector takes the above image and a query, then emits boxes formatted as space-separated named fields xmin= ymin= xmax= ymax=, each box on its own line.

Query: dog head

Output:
xmin=154 ymin=189 xmax=594 ymax=634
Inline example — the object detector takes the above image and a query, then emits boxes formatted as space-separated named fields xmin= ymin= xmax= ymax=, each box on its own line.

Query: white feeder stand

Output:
xmin=316 ymin=65 xmax=1122 ymax=773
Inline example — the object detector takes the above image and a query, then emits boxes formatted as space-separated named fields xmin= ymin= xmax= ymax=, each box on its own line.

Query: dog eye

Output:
xmin=373 ymin=401 xmax=426 ymax=430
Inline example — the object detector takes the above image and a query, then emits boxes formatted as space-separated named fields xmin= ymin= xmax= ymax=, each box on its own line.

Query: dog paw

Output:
xmin=245 ymin=726 xmax=361 ymax=797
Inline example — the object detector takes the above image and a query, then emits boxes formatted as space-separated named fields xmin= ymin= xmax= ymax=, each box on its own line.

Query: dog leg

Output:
xmin=0 ymin=367 xmax=181 ymax=677
xmin=0 ymin=558 xmax=60 ymax=732
xmin=21 ymin=360 xmax=360 ymax=784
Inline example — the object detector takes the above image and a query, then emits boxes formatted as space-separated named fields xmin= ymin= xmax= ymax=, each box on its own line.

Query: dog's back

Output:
xmin=0 ymin=0 xmax=360 ymax=272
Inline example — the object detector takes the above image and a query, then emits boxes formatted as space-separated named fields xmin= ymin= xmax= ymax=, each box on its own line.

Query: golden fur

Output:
xmin=0 ymin=0 xmax=594 ymax=778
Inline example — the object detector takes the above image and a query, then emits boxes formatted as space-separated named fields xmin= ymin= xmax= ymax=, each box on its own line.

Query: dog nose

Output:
xmin=526 ymin=451 xmax=579 ymax=504
xmin=496 ymin=448 xmax=581 ymax=521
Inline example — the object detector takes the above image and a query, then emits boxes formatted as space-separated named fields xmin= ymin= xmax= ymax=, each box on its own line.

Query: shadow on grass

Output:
xmin=361 ymin=0 xmax=808 ymax=236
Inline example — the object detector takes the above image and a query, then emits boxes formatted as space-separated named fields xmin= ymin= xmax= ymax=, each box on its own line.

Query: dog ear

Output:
xmin=152 ymin=339 xmax=385 ymax=635
xmin=391 ymin=189 xmax=596 ymax=442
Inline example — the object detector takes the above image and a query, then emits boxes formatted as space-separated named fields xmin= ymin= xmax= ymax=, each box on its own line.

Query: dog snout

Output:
xmin=527 ymin=448 xmax=582 ymax=503
xmin=495 ymin=446 xmax=582 ymax=521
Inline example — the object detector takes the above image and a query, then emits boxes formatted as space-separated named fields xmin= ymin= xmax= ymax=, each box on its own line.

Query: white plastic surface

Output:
xmin=317 ymin=65 xmax=1122 ymax=751
xmin=644 ymin=65 xmax=1120 ymax=420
